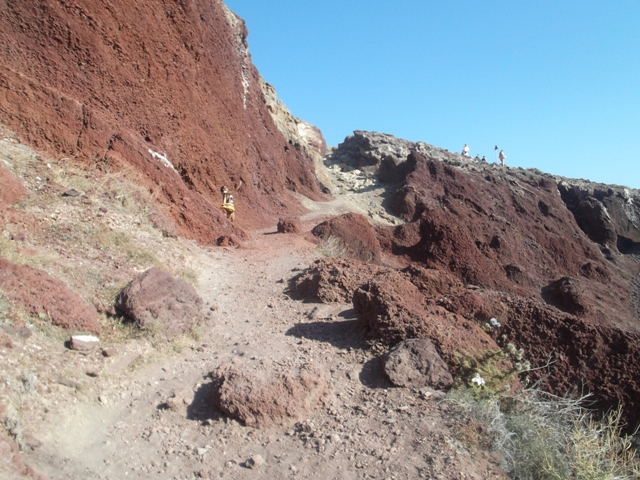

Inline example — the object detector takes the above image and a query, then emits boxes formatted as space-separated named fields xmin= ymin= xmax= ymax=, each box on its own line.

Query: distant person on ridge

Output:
xmin=462 ymin=144 xmax=469 ymax=156
xmin=499 ymin=150 xmax=506 ymax=166
xmin=481 ymin=156 xmax=487 ymax=162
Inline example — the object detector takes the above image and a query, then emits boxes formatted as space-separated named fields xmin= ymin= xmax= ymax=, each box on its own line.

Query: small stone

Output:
xmin=102 ymin=347 xmax=118 ymax=357
xmin=245 ymin=454 xmax=265 ymax=469
xmin=53 ymin=374 xmax=79 ymax=389
xmin=62 ymin=188 xmax=81 ymax=197
xmin=99 ymin=395 xmax=108 ymax=405
xmin=197 ymin=447 xmax=208 ymax=456
xmin=0 ymin=331 xmax=13 ymax=349
xmin=70 ymin=335 xmax=100 ymax=352
xmin=329 ymin=434 xmax=341 ymax=444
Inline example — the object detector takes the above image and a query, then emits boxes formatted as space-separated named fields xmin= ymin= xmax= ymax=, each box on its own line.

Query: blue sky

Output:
xmin=225 ymin=1 xmax=640 ymax=188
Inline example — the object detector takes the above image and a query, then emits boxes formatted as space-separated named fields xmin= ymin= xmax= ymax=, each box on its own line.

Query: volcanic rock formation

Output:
xmin=0 ymin=0 xmax=326 ymax=243
xmin=303 ymin=130 xmax=640 ymax=431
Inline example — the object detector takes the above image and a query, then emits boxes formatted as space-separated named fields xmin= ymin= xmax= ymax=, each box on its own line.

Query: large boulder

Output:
xmin=211 ymin=363 xmax=332 ymax=428
xmin=0 ymin=258 xmax=100 ymax=333
xmin=383 ymin=338 xmax=453 ymax=389
xmin=115 ymin=268 xmax=203 ymax=339
xmin=353 ymin=271 xmax=496 ymax=371
xmin=311 ymin=213 xmax=382 ymax=264
xmin=291 ymin=258 xmax=389 ymax=303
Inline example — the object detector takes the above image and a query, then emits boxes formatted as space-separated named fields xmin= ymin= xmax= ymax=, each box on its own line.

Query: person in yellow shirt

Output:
xmin=220 ymin=186 xmax=235 ymax=222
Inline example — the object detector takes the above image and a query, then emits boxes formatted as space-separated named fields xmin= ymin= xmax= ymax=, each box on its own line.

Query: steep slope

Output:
xmin=319 ymin=131 xmax=640 ymax=430
xmin=0 ymin=0 xmax=325 ymax=243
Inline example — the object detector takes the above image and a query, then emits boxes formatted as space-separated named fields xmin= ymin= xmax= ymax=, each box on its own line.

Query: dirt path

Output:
xmin=7 ymin=162 xmax=505 ymax=479
xmin=20 ymin=238 xmax=461 ymax=479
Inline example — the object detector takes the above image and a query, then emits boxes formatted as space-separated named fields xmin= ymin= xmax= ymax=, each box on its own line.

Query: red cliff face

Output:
xmin=0 ymin=0 xmax=325 ymax=242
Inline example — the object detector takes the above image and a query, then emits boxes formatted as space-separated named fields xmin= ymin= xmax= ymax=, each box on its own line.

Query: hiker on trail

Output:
xmin=220 ymin=185 xmax=236 ymax=222
xmin=462 ymin=144 xmax=470 ymax=156
xmin=474 ymin=154 xmax=480 ymax=162
xmin=221 ymin=185 xmax=230 ymax=203
xmin=499 ymin=150 xmax=506 ymax=166
xmin=481 ymin=156 xmax=487 ymax=162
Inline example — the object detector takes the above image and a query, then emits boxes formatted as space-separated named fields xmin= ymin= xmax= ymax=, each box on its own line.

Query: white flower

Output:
xmin=489 ymin=317 xmax=501 ymax=327
xmin=471 ymin=373 xmax=486 ymax=386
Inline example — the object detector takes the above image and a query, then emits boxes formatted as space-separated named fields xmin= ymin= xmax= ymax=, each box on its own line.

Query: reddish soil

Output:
xmin=0 ymin=165 xmax=26 ymax=205
xmin=0 ymin=0 xmax=325 ymax=244
xmin=0 ymin=258 xmax=101 ymax=333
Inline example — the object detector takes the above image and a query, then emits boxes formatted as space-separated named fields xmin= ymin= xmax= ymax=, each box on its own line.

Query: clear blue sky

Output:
xmin=225 ymin=1 xmax=640 ymax=188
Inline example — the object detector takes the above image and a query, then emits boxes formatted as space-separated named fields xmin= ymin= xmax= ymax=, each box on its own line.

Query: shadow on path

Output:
xmin=186 ymin=381 xmax=220 ymax=422
xmin=285 ymin=318 xmax=368 ymax=350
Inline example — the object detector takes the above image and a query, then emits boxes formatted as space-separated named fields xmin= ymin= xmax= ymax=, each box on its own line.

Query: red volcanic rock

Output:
xmin=277 ymin=217 xmax=301 ymax=234
xmin=542 ymin=276 xmax=589 ymax=315
xmin=211 ymin=362 xmax=332 ymax=428
xmin=0 ymin=258 xmax=100 ymax=333
xmin=0 ymin=167 xmax=26 ymax=205
xmin=115 ymin=268 xmax=203 ymax=339
xmin=383 ymin=338 xmax=453 ymax=389
xmin=69 ymin=335 xmax=100 ymax=352
xmin=291 ymin=258 xmax=389 ymax=303
xmin=497 ymin=296 xmax=640 ymax=434
xmin=352 ymin=270 xmax=496 ymax=372
xmin=147 ymin=206 xmax=178 ymax=238
xmin=311 ymin=213 xmax=382 ymax=264
xmin=0 ymin=1 xmax=325 ymax=243
xmin=0 ymin=331 xmax=13 ymax=349
xmin=377 ymin=151 xmax=636 ymax=332
xmin=402 ymin=264 xmax=463 ymax=298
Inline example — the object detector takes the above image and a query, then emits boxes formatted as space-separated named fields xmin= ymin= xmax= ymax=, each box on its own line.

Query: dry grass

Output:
xmin=447 ymin=388 xmax=640 ymax=480
xmin=314 ymin=235 xmax=350 ymax=259
xmin=95 ymin=229 xmax=159 ymax=266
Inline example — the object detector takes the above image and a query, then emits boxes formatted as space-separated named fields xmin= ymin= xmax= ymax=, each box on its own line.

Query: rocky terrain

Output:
xmin=2 ymin=1 xmax=640 ymax=479
xmin=0 ymin=0 xmax=327 ymax=243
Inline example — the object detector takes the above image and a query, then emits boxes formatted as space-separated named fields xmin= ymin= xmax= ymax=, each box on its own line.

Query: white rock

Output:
xmin=70 ymin=335 xmax=100 ymax=352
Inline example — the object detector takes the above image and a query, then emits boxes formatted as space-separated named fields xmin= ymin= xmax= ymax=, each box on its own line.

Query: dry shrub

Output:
xmin=447 ymin=388 xmax=640 ymax=480
xmin=315 ymin=235 xmax=350 ymax=259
